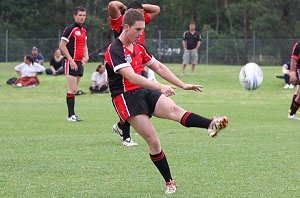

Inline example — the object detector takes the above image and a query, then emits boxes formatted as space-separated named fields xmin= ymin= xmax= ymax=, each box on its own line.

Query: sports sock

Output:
xmin=150 ymin=150 xmax=172 ymax=183
xmin=289 ymin=94 xmax=297 ymax=111
xmin=118 ymin=121 xmax=131 ymax=140
xmin=66 ymin=93 xmax=75 ymax=117
xmin=180 ymin=112 xmax=211 ymax=129
xmin=290 ymin=100 xmax=300 ymax=115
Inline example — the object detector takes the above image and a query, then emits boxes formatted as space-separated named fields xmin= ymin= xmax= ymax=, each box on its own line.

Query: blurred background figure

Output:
xmin=144 ymin=66 xmax=157 ymax=82
xmin=282 ymin=62 xmax=294 ymax=89
xmin=45 ymin=48 xmax=64 ymax=76
xmin=14 ymin=55 xmax=45 ymax=87
xmin=181 ymin=21 xmax=201 ymax=76
xmin=31 ymin=46 xmax=45 ymax=75
xmin=89 ymin=64 xmax=108 ymax=94
xmin=31 ymin=46 xmax=44 ymax=65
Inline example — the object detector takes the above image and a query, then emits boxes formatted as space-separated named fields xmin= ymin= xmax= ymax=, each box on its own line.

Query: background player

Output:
xmin=288 ymin=41 xmax=300 ymax=120
xmin=59 ymin=6 xmax=89 ymax=122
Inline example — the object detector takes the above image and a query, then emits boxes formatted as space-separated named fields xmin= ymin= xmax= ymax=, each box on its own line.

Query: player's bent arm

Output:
xmin=142 ymin=4 xmax=160 ymax=19
xmin=290 ymin=57 xmax=297 ymax=77
xmin=108 ymin=1 xmax=126 ymax=19
xmin=290 ymin=57 xmax=297 ymax=72
xmin=118 ymin=66 xmax=173 ymax=94
xmin=289 ymin=57 xmax=297 ymax=84
xmin=59 ymin=40 xmax=77 ymax=69
xmin=149 ymin=61 xmax=203 ymax=92
xmin=59 ymin=40 xmax=72 ymax=61
xmin=149 ymin=61 xmax=185 ymax=88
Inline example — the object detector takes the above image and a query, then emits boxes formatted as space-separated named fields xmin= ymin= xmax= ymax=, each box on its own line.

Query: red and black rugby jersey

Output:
xmin=104 ymin=39 xmax=155 ymax=97
xmin=291 ymin=41 xmax=300 ymax=68
xmin=61 ymin=22 xmax=87 ymax=61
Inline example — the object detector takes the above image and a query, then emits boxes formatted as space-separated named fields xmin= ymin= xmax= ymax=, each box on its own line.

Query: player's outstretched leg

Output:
xmin=180 ymin=112 xmax=229 ymax=137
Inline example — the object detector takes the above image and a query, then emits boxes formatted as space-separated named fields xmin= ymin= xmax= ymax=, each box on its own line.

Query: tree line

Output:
xmin=2 ymin=0 xmax=300 ymax=37
xmin=1 ymin=0 xmax=300 ymax=63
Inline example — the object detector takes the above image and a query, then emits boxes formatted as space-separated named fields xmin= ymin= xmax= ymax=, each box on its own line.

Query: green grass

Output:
xmin=0 ymin=62 xmax=299 ymax=197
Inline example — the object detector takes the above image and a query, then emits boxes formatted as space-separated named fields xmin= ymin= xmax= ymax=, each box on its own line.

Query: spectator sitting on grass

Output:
xmin=14 ymin=55 xmax=45 ymax=87
xmin=31 ymin=46 xmax=44 ymax=65
xmin=282 ymin=62 xmax=294 ymax=89
xmin=45 ymin=48 xmax=64 ymax=76
xmin=89 ymin=64 xmax=108 ymax=93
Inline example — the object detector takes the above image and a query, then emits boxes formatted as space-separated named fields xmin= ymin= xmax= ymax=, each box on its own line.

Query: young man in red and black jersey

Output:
xmin=104 ymin=9 xmax=229 ymax=194
xmin=108 ymin=1 xmax=160 ymax=146
xmin=288 ymin=41 xmax=300 ymax=120
xmin=59 ymin=6 xmax=89 ymax=122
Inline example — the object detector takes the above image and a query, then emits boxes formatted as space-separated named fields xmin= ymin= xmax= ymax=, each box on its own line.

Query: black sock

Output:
xmin=118 ymin=121 xmax=131 ymax=140
xmin=150 ymin=150 xmax=172 ymax=183
xmin=289 ymin=94 xmax=297 ymax=111
xmin=290 ymin=100 xmax=300 ymax=115
xmin=180 ymin=112 xmax=211 ymax=129
xmin=66 ymin=93 xmax=75 ymax=117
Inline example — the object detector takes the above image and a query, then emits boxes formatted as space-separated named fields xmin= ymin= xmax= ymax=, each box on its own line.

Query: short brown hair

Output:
xmin=122 ymin=8 xmax=144 ymax=27
xmin=73 ymin=6 xmax=86 ymax=15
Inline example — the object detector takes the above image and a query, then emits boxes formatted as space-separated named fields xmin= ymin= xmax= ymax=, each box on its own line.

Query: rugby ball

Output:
xmin=239 ymin=62 xmax=263 ymax=90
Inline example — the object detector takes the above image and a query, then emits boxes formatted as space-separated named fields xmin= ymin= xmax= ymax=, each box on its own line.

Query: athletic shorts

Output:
xmin=182 ymin=48 xmax=198 ymax=65
xmin=64 ymin=59 xmax=84 ymax=77
xmin=112 ymin=88 xmax=162 ymax=122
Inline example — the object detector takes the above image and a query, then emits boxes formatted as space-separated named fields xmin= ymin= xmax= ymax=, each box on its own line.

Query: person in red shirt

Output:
xmin=108 ymin=1 xmax=160 ymax=45
xmin=59 ymin=6 xmax=89 ymax=122
xmin=108 ymin=1 xmax=160 ymax=146
xmin=288 ymin=41 xmax=300 ymax=120
xmin=105 ymin=9 xmax=229 ymax=194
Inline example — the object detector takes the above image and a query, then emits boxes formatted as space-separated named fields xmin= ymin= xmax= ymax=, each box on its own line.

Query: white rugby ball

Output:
xmin=239 ymin=62 xmax=263 ymax=90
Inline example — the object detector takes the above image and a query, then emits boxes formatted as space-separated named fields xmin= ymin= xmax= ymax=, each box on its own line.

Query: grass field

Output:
xmin=0 ymin=62 xmax=299 ymax=198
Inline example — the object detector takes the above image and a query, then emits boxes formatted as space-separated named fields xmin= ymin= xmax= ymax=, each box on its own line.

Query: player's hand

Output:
xmin=182 ymin=83 xmax=203 ymax=92
xmin=161 ymin=85 xmax=175 ymax=97
xmin=82 ymin=56 xmax=89 ymax=65
xmin=70 ymin=60 xmax=78 ymax=71
xmin=289 ymin=72 xmax=297 ymax=85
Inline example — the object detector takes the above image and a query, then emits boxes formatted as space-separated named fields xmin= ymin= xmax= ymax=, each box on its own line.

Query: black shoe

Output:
xmin=75 ymin=90 xmax=86 ymax=95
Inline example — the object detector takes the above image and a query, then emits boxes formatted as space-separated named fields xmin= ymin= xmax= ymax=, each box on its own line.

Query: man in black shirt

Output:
xmin=181 ymin=21 xmax=201 ymax=76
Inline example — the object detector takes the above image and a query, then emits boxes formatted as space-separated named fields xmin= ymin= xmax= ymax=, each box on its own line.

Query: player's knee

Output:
xmin=148 ymin=139 xmax=161 ymax=152
xmin=169 ymin=105 xmax=185 ymax=120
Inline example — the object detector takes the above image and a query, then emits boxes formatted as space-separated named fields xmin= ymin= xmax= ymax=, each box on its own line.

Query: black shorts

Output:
xmin=64 ymin=59 xmax=84 ymax=77
xmin=112 ymin=88 xmax=162 ymax=122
